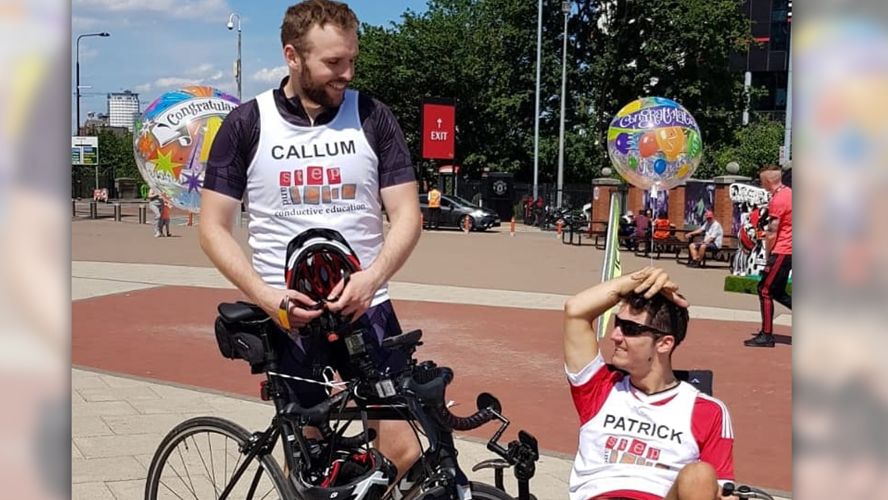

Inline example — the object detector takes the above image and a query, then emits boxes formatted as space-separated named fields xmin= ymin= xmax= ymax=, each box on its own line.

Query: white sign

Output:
xmin=72 ymin=136 xmax=99 ymax=166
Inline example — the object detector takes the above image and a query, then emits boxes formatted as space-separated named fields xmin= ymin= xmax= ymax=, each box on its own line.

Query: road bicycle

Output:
xmin=144 ymin=301 xmax=539 ymax=500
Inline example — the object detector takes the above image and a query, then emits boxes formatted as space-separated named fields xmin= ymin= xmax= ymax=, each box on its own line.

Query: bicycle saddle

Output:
xmin=218 ymin=301 xmax=268 ymax=323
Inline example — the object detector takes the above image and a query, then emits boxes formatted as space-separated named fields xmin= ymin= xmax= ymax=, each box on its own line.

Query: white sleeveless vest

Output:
xmin=570 ymin=378 xmax=701 ymax=499
xmin=246 ymin=89 xmax=388 ymax=305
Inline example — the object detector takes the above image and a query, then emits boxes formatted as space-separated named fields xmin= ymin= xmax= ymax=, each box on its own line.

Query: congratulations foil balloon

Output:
xmin=133 ymin=86 xmax=240 ymax=212
xmin=606 ymin=97 xmax=703 ymax=191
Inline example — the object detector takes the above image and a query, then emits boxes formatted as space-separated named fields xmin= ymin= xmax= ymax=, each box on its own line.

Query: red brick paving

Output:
xmin=72 ymin=286 xmax=791 ymax=491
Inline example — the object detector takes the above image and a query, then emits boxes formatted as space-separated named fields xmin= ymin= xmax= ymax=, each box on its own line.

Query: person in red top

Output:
xmin=564 ymin=267 xmax=737 ymax=499
xmin=745 ymin=165 xmax=792 ymax=348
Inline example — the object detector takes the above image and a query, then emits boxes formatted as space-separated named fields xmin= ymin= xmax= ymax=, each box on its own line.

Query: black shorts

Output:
xmin=274 ymin=300 xmax=406 ymax=407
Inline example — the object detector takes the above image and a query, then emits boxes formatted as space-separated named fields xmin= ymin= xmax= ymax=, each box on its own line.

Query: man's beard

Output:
xmin=300 ymin=63 xmax=347 ymax=109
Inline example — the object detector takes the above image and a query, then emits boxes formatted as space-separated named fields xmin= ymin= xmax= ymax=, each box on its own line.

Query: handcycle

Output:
xmin=144 ymin=301 xmax=539 ymax=500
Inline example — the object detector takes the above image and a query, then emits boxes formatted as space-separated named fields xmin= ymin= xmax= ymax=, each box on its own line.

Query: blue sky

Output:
xmin=71 ymin=0 xmax=429 ymax=129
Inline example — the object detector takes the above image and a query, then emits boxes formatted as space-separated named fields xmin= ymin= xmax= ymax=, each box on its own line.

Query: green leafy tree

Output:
xmin=708 ymin=119 xmax=785 ymax=178
xmin=352 ymin=0 xmax=754 ymax=185
xmin=74 ymin=126 xmax=142 ymax=195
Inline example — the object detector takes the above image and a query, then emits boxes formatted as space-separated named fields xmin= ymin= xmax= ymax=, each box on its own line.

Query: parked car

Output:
xmin=419 ymin=193 xmax=501 ymax=231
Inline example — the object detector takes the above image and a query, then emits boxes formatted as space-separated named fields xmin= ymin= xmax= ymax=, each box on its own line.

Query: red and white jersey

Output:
xmin=567 ymin=354 xmax=734 ymax=500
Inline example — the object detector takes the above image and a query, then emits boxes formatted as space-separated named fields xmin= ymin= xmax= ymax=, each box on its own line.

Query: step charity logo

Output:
xmin=278 ymin=166 xmax=358 ymax=207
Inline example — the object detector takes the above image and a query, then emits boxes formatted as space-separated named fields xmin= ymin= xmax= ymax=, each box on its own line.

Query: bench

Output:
xmin=634 ymin=235 xmax=684 ymax=259
xmin=677 ymin=235 xmax=739 ymax=268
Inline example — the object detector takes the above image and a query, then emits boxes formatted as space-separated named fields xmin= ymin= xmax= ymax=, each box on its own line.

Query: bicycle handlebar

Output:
xmin=721 ymin=482 xmax=775 ymax=500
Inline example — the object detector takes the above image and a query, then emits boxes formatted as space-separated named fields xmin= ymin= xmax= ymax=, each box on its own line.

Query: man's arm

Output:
xmin=327 ymin=181 xmax=421 ymax=319
xmin=563 ymin=267 xmax=689 ymax=373
xmin=764 ymin=217 xmax=779 ymax=252
xmin=198 ymin=190 xmax=321 ymax=330
xmin=374 ymin=181 xmax=421 ymax=283
xmin=198 ymin=191 xmax=267 ymax=302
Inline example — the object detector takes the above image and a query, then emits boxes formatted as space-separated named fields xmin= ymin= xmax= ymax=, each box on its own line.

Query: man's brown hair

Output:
xmin=759 ymin=164 xmax=781 ymax=174
xmin=623 ymin=292 xmax=689 ymax=348
xmin=280 ymin=0 xmax=358 ymax=54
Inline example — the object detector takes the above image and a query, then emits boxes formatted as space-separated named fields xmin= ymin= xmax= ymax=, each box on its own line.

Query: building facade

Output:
xmin=732 ymin=0 xmax=792 ymax=121
xmin=107 ymin=90 xmax=140 ymax=131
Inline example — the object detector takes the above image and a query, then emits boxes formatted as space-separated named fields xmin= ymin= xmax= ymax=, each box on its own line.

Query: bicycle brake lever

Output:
xmin=471 ymin=458 xmax=510 ymax=472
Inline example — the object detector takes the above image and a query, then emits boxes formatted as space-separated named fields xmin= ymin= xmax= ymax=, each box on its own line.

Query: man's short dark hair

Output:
xmin=759 ymin=164 xmax=781 ymax=174
xmin=623 ymin=292 xmax=689 ymax=348
xmin=281 ymin=0 xmax=359 ymax=54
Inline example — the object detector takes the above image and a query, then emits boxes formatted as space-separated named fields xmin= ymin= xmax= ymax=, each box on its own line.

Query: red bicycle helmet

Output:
xmin=285 ymin=228 xmax=362 ymax=338
xmin=291 ymin=448 xmax=396 ymax=500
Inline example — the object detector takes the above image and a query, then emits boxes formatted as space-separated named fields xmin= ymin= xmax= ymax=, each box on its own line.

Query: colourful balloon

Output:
xmin=133 ymin=86 xmax=240 ymax=213
xmin=687 ymin=129 xmax=702 ymax=158
xmin=638 ymin=132 xmax=658 ymax=158
xmin=614 ymin=133 xmax=631 ymax=154
xmin=606 ymin=97 xmax=703 ymax=190
xmin=655 ymin=127 xmax=686 ymax=161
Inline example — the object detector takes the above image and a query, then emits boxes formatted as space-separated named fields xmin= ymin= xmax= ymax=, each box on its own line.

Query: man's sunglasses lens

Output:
xmin=615 ymin=317 xmax=658 ymax=336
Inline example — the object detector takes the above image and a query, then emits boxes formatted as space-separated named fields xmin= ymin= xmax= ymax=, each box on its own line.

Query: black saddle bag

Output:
xmin=214 ymin=302 xmax=275 ymax=374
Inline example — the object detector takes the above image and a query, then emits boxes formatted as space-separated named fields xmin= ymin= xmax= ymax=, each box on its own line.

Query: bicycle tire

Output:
xmin=411 ymin=480 xmax=516 ymax=500
xmin=144 ymin=416 xmax=292 ymax=500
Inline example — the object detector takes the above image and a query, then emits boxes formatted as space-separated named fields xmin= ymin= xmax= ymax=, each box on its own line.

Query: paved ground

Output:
xmin=72 ymin=215 xmax=792 ymax=499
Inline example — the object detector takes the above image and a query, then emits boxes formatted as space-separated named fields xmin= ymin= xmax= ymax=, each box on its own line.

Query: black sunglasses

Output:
xmin=614 ymin=316 xmax=671 ymax=337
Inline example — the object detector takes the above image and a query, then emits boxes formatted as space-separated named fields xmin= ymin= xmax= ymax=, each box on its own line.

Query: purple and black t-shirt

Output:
xmin=204 ymin=77 xmax=415 ymax=199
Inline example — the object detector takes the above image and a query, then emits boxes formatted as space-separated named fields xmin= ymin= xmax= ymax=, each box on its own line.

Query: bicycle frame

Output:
xmin=214 ymin=305 xmax=538 ymax=500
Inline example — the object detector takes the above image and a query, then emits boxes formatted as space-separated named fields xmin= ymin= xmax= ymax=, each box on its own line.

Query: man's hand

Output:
xmin=623 ymin=267 xmax=690 ymax=308
xmin=325 ymin=269 xmax=381 ymax=322
xmin=255 ymin=285 xmax=323 ymax=334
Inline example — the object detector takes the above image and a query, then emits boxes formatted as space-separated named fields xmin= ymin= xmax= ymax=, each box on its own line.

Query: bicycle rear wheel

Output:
xmin=144 ymin=416 xmax=291 ymax=500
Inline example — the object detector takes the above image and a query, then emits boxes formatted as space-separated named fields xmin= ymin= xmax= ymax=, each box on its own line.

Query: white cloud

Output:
xmin=251 ymin=66 xmax=287 ymax=83
xmin=72 ymin=16 xmax=102 ymax=31
xmin=73 ymin=0 xmax=231 ymax=22
xmin=134 ymin=64 xmax=235 ymax=94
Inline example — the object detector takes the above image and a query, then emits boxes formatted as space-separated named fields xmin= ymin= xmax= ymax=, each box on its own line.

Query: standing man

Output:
xmin=745 ymin=165 xmax=792 ymax=348
xmin=146 ymin=187 xmax=164 ymax=238
xmin=686 ymin=210 xmax=724 ymax=267
xmin=564 ymin=267 xmax=736 ymax=500
xmin=427 ymin=183 xmax=442 ymax=230
xmin=199 ymin=0 xmax=422 ymax=476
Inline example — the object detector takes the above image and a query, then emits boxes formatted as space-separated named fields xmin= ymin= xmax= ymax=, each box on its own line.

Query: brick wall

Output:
xmin=667 ymin=186 xmax=686 ymax=228
xmin=713 ymin=183 xmax=735 ymax=235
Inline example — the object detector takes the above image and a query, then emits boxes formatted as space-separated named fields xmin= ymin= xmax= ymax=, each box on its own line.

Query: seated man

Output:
xmin=564 ymin=267 xmax=735 ymax=500
xmin=686 ymin=210 xmax=724 ymax=267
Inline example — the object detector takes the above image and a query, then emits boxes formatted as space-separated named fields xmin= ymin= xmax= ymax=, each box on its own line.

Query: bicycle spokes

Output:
xmin=154 ymin=430 xmax=283 ymax=500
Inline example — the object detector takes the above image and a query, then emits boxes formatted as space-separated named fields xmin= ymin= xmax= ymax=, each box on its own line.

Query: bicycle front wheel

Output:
xmin=412 ymin=481 xmax=516 ymax=500
xmin=144 ymin=416 xmax=291 ymax=500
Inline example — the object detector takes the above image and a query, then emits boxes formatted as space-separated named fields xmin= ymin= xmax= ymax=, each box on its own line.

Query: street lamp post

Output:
xmin=532 ymin=0 xmax=543 ymax=200
xmin=556 ymin=1 xmax=570 ymax=209
xmin=227 ymin=13 xmax=242 ymax=103
xmin=75 ymin=32 xmax=110 ymax=135
xmin=227 ymin=13 xmax=243 ymax=227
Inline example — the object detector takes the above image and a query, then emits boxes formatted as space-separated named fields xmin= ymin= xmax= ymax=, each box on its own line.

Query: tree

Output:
xmin=352 ymin=0 xmax=754 ymax=185
xmin=708 ymin=119 xmax=785 ymax=178
xmin=74 ymin=125 xmax=141 ymax=196
xmin=353 ymin=0 xmax=543 ymax=180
